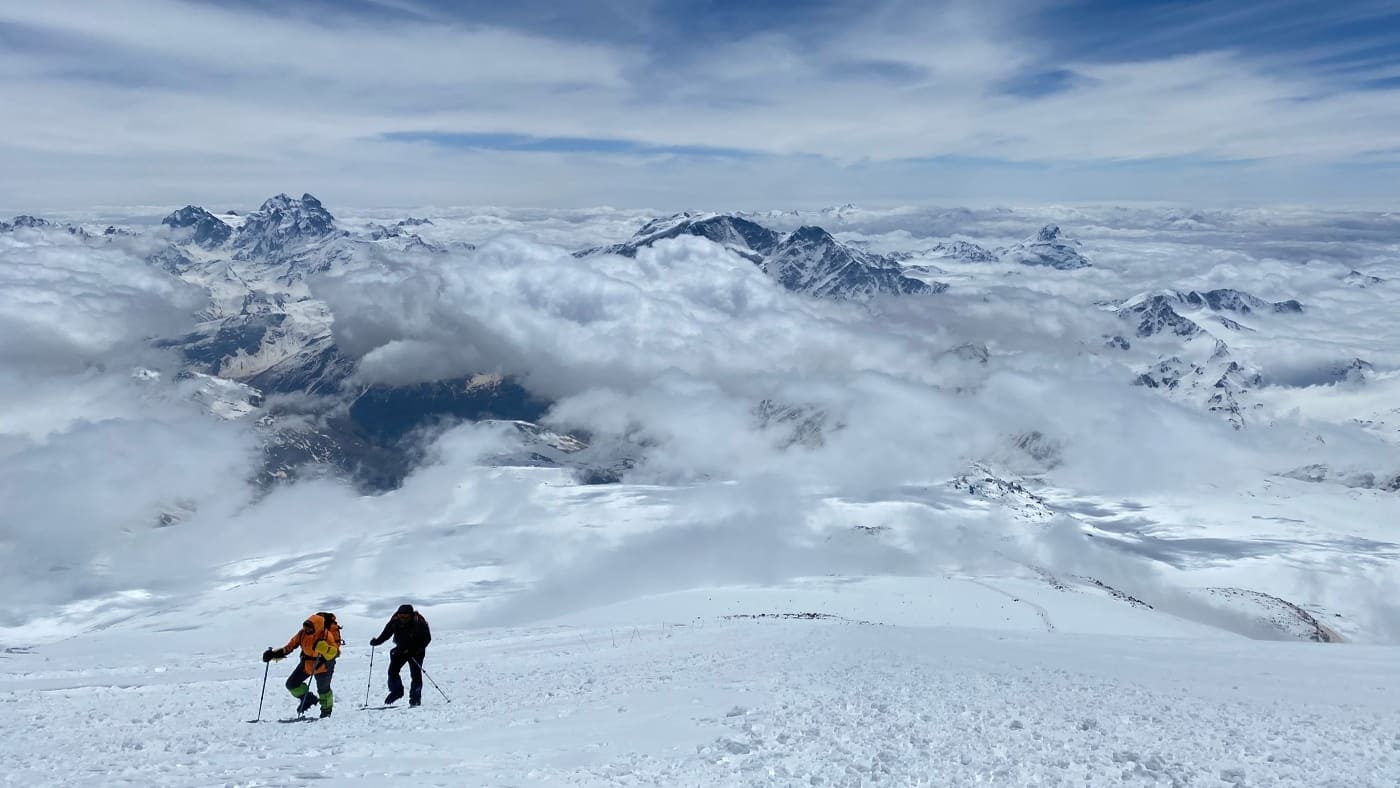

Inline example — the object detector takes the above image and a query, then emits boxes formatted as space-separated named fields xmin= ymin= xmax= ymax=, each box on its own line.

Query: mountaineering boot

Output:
xmin=384 ymin=689 xmax=403 ymax=705
xmin=410 ymin=698 xmax=421 ymax=707
xmin=320 ymin=706 xmax=332 ymax=718
xmin=297 ymin=692 xmax=319 ymax=715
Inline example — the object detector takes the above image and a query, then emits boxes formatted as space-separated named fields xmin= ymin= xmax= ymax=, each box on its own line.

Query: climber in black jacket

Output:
xmin=369 ymin=603 xmax=432 ymax=706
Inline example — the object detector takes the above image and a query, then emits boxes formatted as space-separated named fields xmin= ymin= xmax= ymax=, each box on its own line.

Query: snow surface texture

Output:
xmin=3 ymin=579 xmax=1399 ymax=786
xmin=2 ymin=200 xmax=1400 ymax=785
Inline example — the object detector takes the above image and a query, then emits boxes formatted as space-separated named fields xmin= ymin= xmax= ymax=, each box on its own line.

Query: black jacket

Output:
xmin=371 ymin=612 xmax=431 ymax=652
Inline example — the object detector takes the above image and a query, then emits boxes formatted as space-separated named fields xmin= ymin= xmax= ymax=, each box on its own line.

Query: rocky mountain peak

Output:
xmin=584 ymin=213 xmax=941 ymax=300
xmin=256 ymin=193 xmax=325 ymax=214
xmin=162 ymin=205 xmax=232 ymax=249
xmin=1001 ymin=225 xmax=1090 ymax=270
xmin=233 ymin=192 xmax=339 ymax=260
xmin=9 ymin=215 xmax=50 ymax=229
xmin=589 ymin=213 xmax=781 ymax=262
xmin=926 ymin=240 xmax=999 ymax=263
xmin=1119 ymin=295 xmax=1203 ymax=339
xmin=1345 ymin=270 xmax=1384 ymax=288
xmin=1179 ymin=288 xmax=1302 ymax=315
xmin=766 ymin=225 xmax=938 ymax=300
xmin=784 ymin=223 xmax=834 ymax=247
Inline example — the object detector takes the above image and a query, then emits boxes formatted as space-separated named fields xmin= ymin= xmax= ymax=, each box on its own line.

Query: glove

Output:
xmin=314 ymin=640 xmax=338 ymax=659
xmin=369 ymin=638 xmax=381 ymax=647
xmin=261 ymin=648 xmax=276 ymax=663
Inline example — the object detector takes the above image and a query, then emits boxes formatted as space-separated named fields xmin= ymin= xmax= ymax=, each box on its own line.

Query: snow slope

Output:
xmin=6 ymin=201 xmax=1400 ymax=785
xmin=3 ymin=578 xmax=1398 ymax=786
xmin=3 ymin=461 xmax=1399 ymax=785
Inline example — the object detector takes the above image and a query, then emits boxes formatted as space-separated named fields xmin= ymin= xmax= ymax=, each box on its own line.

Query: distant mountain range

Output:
xmin=6 ymin=195 xmax=965 ymax=489
xmin=4 ymin=196 xmax=1386 ymax=488
xmin=1117 ymin=288 xmax=1304 ymax=341
xmin=579 ymin=212 xmax=944 ymax=299
xmin=888 ymin=224 xmax=1090 ymax=269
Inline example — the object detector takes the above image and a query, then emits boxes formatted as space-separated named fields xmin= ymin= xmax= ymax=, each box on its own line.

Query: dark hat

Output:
xmin=396 ymin=604 xmax=415 ymax=615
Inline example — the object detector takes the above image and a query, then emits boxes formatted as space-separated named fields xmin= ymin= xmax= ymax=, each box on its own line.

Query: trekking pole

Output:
xmin=410 ymin=656 xmax=451 ymax=703
xmin=250 ymin=655 xmax=271 ymax=723
xmin=362 ymin=645 xmax=375 ymax=709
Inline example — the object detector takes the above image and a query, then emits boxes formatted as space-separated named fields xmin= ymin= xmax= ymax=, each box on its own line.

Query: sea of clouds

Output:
xmin=1 ymin=205 xmax=1397 ymax=640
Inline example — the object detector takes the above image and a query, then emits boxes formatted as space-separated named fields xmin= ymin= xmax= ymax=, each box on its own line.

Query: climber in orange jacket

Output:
xmin=263 ymin=612 xmax=343 ymax=718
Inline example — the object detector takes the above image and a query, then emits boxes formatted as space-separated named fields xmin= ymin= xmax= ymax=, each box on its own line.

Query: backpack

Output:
xmin=316 ymin=611 xmax=345 ymax=647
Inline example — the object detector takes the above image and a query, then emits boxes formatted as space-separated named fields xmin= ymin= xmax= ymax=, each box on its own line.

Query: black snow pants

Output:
xmin=387 ymin=649 xmax=424 ymax=703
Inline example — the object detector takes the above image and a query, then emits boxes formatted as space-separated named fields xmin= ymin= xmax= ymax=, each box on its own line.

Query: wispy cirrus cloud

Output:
xmin=1 ymin=0 xmax=1400 ymax=208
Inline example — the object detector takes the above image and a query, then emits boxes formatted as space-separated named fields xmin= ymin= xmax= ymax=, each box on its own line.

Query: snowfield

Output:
xmin=4 ymin=201 xmax=1400 ymax=786
xmin=3 ymin=578 xmax=1399 ymax=786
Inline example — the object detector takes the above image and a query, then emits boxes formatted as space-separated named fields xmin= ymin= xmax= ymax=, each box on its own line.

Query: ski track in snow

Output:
xmin=4 ymin=614 xmax=1399 ymax=787
xmin=958 ymin=578 xmax=1056 ymax=633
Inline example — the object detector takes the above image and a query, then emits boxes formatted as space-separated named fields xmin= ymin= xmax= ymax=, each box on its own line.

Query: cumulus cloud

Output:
xmin=4 ymin=204 xmax=1398 ymax=649
xmin=0 ymin=229 xmax=257 ymax=622
xmin=296 ymin=212 xmax=1400 ymax=646
xmin=313 ymin=230 xmax=1325 ymax=500
xmin=0 ymin=231 xmax=203 ymax=372
xmin=316 ymin=235 xmax=914 ymax=395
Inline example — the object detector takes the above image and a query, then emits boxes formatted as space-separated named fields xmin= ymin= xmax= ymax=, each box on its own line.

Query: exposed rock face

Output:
xmin=162 ymin=206 xmax=232 ymax=248
xmin=583 ymin=213 xmax=943 ymax=300
xmin=764 ymin=225 xmax=938 ymax=299
xmin=232 ymin=193 xmax=340 ymax=262
xmin=1117 ymin=288 xmax=1304 ymax=340
xmin=1345 ymin=270 xmax=1384 ymax=288
xmin=1120 ymin=296 xmax=1204 ymax=339
xmin=1000 ymin=225 xmax=1091 ymax=270
xmin=1174 ymin=288 xmax=1303 ymax=315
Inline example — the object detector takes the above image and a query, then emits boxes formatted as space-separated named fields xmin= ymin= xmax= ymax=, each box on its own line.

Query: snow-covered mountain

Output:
xmin=589 ymin=212 xmax=780 ymax=262
xmin=999 ymin=224 xmax=1091 ymax=269
xmin=7 ymin=215 xmax=53 ymax=230
xmin=764 ymin=225 xmax=940 ymax=298
xmin=1 ymin=214 xmax=87 ymax=236
xmin=885 ymin=227 xmax=1085 ymax=268
xmin=11 ymin=197 xmax=1384 ymax=478
xmin=1118 ymin=294 xmax=1208 ymax=339
xmin=126 ymin=196 xmax=670 ymax=491
xmin=1133 ymin=287 xmax=1304 ymax=316
xmin=123 ymin=195 xmax=550 ymax=488
xmin=162 ymin=205 xmax=232 ymax=249
xmin=1107 ymin=285 xmax=1319 ymax=428
xmin=1114 ymin=288 xmax=1302 ymax=340
xmin=1345 ymin=269 xmax=1384 ymax=287
xmin=232 ymin=192 xmax=341 ymax=262
xmin=1132 ymin=340 xmax=1263 ymax=429
xmin=581 ymin=212 xmax=943 ymax=299
xmin=925 ymin=239 xmax=1000 ymax=262
xmin=9 ymin=199 xmax=1391 ymax=457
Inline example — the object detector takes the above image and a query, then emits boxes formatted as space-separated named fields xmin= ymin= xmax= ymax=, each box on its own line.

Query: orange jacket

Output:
xmin=281 ymin=613 xmax=340 ymax=674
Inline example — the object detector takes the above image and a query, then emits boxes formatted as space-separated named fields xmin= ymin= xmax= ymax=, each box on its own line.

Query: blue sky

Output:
xmin=2 ymin=0 xmax=1399 ymax=209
